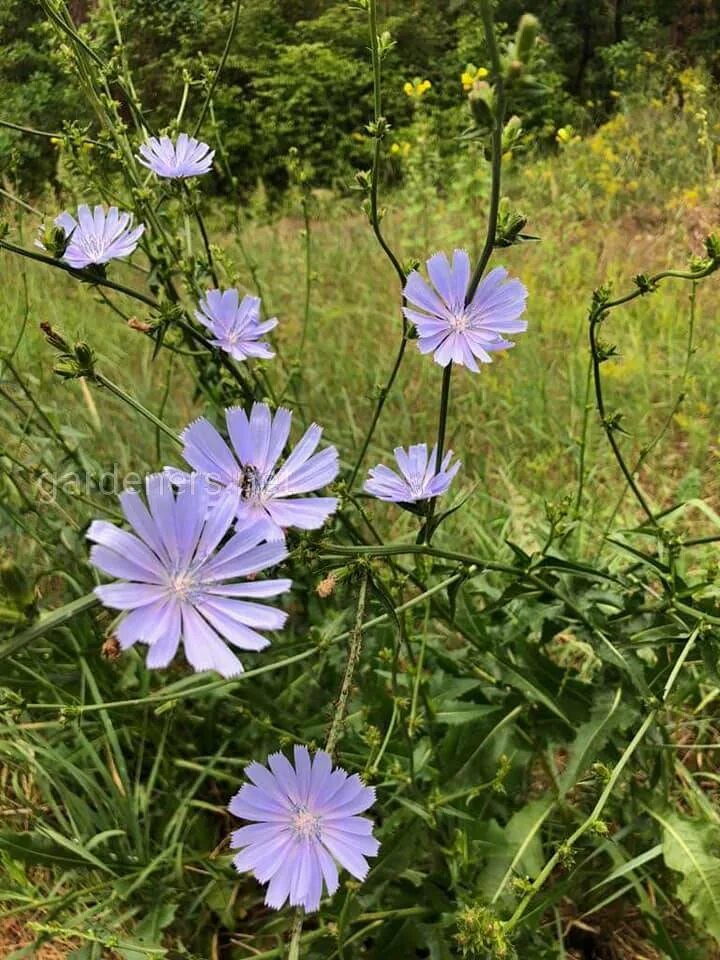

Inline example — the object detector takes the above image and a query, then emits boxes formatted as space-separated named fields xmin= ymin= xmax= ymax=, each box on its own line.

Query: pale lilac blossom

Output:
xmin=365 ymin=443 xmax=460 ymax=503
xmin=138 ymin=133 xmax=214 ymax=179
xmin=88 ymin=474 xmax=291 ymax=678
xmin=167 ymin=403 xmax=339 ymax=541
xmin=196 ymin=289 xmax=277 ymax=362
xmin=229 ymin=746 xmax=379 ymax=912
xmin=403 ymin=249 xmax=528 ymax=372
xmin=40 ymin=204 xmax=144 ymax=270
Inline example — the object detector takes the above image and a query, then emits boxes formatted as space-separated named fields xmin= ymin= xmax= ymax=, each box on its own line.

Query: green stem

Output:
xmin=325 ymin=571 xmax=370 ymax=755
xmin=573 ymin=356 xmax=593 ymax=517
xmin=348 ymin=335 xmax=408 ymax=489
xmin=93 ymin=373 xmax=180 ymax=443
xmin=193 ymin=0 xmax=242 ymax=135
xmin=287 ymin=909 xmax=305 ymax=960
xmin=589 ymin=306 xmax=658 ymax=527
xmin=423 ymin=362 xmax=452 ymax=543
xmin=368 ymin=0 xmax=405 ymax=287
xmin=0 ymin=116 xmax=103 ymax=146
xmin=466 ymin=0 xmax=505 ymax=301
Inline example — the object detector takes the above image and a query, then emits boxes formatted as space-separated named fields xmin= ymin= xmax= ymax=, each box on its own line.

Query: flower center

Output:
xmin=290 ymin=804 xmax=322 ymax=840
xmin=449 ymin=311 xmax=470 ymax=332
xmin=168 ymin=571 xmax=196 ymax=601
xmin=80 ymin=234 xmax=108 ymax=262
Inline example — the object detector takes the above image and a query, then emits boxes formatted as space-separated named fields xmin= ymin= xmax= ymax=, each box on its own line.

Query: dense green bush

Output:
xmin=2 ymin=1 xmax=718 ymax=197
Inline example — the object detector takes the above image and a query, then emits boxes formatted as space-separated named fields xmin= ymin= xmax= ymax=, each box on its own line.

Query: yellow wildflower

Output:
xmin=461 ymin=65 xmax=489 ymax=91
xmin=404 ymin=78 xmax=431 ymax=99
xmin=556 ymin=125 xmax=580 ymax=146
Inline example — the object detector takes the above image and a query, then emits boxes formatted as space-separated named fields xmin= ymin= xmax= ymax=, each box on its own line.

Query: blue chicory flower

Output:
xmin=88 ymin=474 xmax=291 ymax=678
xmin=138 ymin=133 xmax=214 ymax=179
xmin=403 ymin=249 xmax=528 ymax=372
xmin=365 ymin=443 xmax=460 ymax=503
xmin=196 ymin=288 xmax=277 ymax=362
xmin=228 ymin=745 xmax=379 ymax=912
xmin=166 ymin=403 xmax=339 ymax=542
xmin=47 ymin=204 xmax=144 ymax=270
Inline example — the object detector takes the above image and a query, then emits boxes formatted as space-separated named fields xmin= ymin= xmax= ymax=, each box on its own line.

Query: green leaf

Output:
xmin=434 ymin=702 xmax=499 ymax=725
xmin=558 ymin=687 xmax=629 ymax=797
xmin=0 ymin=830 xmax=115 ymax=873
xmin=483 ymin=799 xmax=554 ymax=907
xmin=655 ymin=809 xmax=720 ymax=940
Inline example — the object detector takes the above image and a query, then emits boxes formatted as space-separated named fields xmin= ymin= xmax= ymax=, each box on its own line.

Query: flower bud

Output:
xmin=468 ymin=80 xmax=495 ymax=127
xmin=74 ymin=342 xmax=95 ymax=375
xmin=515 ymin=13 xmax=540 ymax=63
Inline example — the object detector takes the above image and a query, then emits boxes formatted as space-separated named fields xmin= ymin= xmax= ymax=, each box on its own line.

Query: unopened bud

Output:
xmin=468 ymin=80 xmax=494 ymax=127
xmin=74 ymin=342 xmax=95 ymax=372
xmin=515 ymin=13 xmax=540 ymax=63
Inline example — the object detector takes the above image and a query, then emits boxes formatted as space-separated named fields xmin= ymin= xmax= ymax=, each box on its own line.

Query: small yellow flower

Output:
xmin=404 ymin=77 xmax=431 ymax=99
xmin=390 ymin=143 xmax=400 ymax=154
xmin=555 ymin=125 xmax=580 ymax=146
xmin=461 ymin=65 xmax=488 ymax=91
xmin=609 ymin=89 xmax=621 ymax=99
xmin=50 ymin=137 xmax=61 ymax=146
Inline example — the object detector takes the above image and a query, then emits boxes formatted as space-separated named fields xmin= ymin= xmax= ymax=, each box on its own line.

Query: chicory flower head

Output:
xmin=138 ymin=133 xmax=214 ymax=179
xmin=228 ymin=745 xmax=379 ymax=912
xmin=196 ymin=289 xmax=277 ymax=362
xmin=167 ymin=403 xmax=339 ymax=542
xmin=365 ymin=443 xmax=460 ymax=503
xmin=43 ymin=204 xmax=144 ymax=270
xmin=88 ymin=474 xmax=291 ymax=678
xmin=403 ymin=249 xmax=528 ymax=372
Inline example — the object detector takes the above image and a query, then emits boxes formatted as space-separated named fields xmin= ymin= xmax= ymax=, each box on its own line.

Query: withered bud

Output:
xmin=101 ymin=636 xmax=122 ymax=661
xmin=40 ymin=321 xmax=70 ymax=352
xmin=127 ymin=317 xmax=153 ymax=333
xmin=316 ymin=574 xmax=337 ymax=599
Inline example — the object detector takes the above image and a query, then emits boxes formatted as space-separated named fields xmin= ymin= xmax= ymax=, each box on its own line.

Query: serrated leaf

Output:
xmin=558 ymin=687 xmax=629 ymax=797
xmin=655 ymin=809 xmax=720 ymax=940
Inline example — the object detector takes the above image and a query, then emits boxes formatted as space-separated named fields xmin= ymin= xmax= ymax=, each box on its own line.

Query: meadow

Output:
xmin=2 ymin=4 xmax=720 ymax=959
